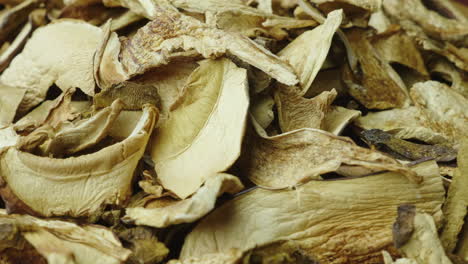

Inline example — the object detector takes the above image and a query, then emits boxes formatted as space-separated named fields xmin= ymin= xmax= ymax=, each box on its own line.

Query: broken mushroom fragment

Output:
xmin=0 ymin=104 xmax=158 ymax=220
xmin=392 ymin=207 xmax=452 ymax=264
xmin=243 ymin=123 xmax=420 ymax=189
xmin=123 ymin=173 xmax=244 ymax=228
xmin=117 ymin=1 xmax=298 ymax=86
xmin=117 ymin=226 xmax=169 ymax=264
xmin=0 ymin=210 xmax=131 ymax=264
xmin=181 ymin=161 xmax=444 ymax=263
xmin=0 ymin=19 xmax=103 ymax=113
xmin=150 ymin=58 xmax=249 ymax=199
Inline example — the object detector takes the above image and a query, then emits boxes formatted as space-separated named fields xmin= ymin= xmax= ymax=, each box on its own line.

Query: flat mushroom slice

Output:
xmin=0 ymin=20 xmax=103 ymax=113
xmin=123 ymin=173 xmax=244 ymax=228
xmin=150 ymin=58 xmax=249 ymax=199
xmin=243 ymin=125 xmax=420 ymax=189
xmin=180 ymin=161 xmax=444 ymax=264
xmin=344 ymin=28 xmax=410 ymax=109
xmin=0 ymin=104 xmax=158 ymax=220
xmin=275 ymin=86 xmax=337 ymax=132
xmin=393 ymin=208 xmax=453 ymax=264
xmin=440 ymin=139 xmax=468 ymax=253
xmin=117 ymin=1 xmax=298 ymax=86
xmin=410 ymin=81 xmax=468 ymax=145
xmin=382 ymin=0 xmax=468 ymax=43
xmin=354 ymin=106 xmax=451 ymax=145
xmin=278 ymin=9 xmax=342 ymax=95
xmin=0 ymin=210 xmax=131 ymax=264
xmin=371 ymin=31 xmax=429 ymax=77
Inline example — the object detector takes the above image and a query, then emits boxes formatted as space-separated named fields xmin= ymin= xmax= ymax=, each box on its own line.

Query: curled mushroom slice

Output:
xmin=180 ymin=161 xmax=444 ymax=263
xmin=323 ymin=106 xmax=361 ymax=135
xmin=0 ymin=20 xmax=103 ymax=113
xmin=410 ymin=81 xmax=468 ymax=145
xmin=343 ymin=28 xmax=410 ymax=109
xmin=123 ymin=173 xmax=244 ymax=228
xmin=243 ymin=124 xmax=420 ymax=189
xmin=150 ymin=58 xmax=249 ymax=199
xmin=308 ymin=0 xmax=380 ymax=27
xmin=278 ymin=9 xmax=342 ymax=95
xmin=0 ymin=210 xmax=131 ymax=264
xmin=0 ymin=104 xmax=158 ymax=220
xmin=428 ymin=59 xmax=468 ymax=98
xmin=116 ymin=1 xmax=298 ymax=86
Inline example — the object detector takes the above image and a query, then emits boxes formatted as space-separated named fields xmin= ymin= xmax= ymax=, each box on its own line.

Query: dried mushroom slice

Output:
xmin=371 ymin=31 xmax=429 ymax=77
xmin=0 ymin=104 xmax=158 ymax=220
xmin=94 ymin=82 xmax=160 ymax=110
xmin=164 ymin=0 xmax=317 ymax=40
xmin=275 ymin=87 xmax=337 ymax=132
xmin=393 ymin=209 xmax=452 ymax=264
xmin=410 ymin=81 xmax=468 ymax=145
xmin=150 ymin=58 xmax=249 ymax=199
xmin=0 ymin=20 xmax=103 ymax=113
xmin=244 ymin=125 xmax=420 ymax=189
xmin=117 ymin=1 xmax=298 ymax=86
xmin=168 ymin=250 xmax=245 ymax=264
xmin=117 ymin=227 xmax=169 ymax=264
xmin=181 ymin=161 xmax=444 ymax=264
xmin=250 ymin=94 xmax=275 ymax=130
xmin=40 ymin=99 xmax=125 ymax=157
xmin=382 ymin=0 xmax=468 ymax=44
xmin=441 ymin=139 xmax=468 ymax=252
xmin=278 ymin=9 xmax=342 ymax=95
xmin=0 ymin=126 xmax=18 ymax=154
xmin=0 ymin=210 xmax=131 ymax=264
xmin=344 ymin=28 xmax=410 ymax=109
xmin=123 ymin=173 xmax=244 ymax=228
xmin=354 ymin=106 xmax=451 ymax=145
xmin=308 ymin=0 xmax=380 ymax=27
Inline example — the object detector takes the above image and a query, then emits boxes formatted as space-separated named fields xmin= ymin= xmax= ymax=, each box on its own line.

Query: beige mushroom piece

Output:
xmin=0 ymin=104 xmax=158 ymax=220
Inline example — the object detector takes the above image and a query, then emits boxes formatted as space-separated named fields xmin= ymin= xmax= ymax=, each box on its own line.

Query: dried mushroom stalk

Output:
xmin=0 ymin=210 xmax=131 ymax=264
xmin=243 ymin=123 xmax=420 ymax=189
xmin=0 ymin=104 xmax=158 ymax=220
xmin=181 ymin=161 xmax=445 ymax=264
xmin=123 ymin=173 xmax=244 ymax=228
xmin=440 ymin=139 xmax=468 ymax=252
xmin=0 ymin=20 xmax=103 ymax=113
xmin=150 ymin=58 xmax=249 ymax=199
xmin=392 ymin=207 xmax=452 ymax=264
xmin=117 ymin=1 xmax=299 ymax=86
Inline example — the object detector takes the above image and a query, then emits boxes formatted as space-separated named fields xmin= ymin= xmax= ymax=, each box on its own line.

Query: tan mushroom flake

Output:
xmin=150 ymin=58 xmax=249 ymax=199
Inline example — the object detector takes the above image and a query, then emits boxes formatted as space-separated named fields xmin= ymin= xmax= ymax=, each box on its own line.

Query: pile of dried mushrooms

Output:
xmin=0 ymin=0 xmax=467 ymax=263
